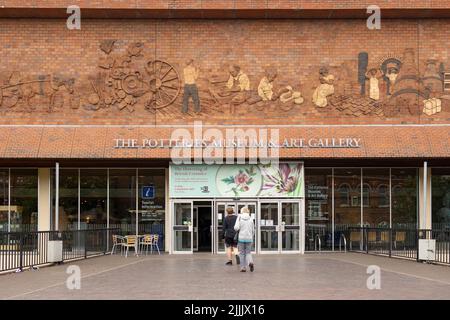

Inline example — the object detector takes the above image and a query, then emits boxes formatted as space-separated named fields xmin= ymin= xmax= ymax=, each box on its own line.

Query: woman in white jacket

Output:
xmin=234 ymin=206 xmax=255 ymax=272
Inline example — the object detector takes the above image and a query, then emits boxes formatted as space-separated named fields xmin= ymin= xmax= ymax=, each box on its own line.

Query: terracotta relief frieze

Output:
xmin=0 ymin=42 xmax=449 ymax=122
xmin=0 ymin=71 xmax=79 ymax=113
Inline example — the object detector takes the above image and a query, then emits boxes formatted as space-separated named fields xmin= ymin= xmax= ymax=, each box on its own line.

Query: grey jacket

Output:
xmin=234 ymin=213 xmax=254 ymax=243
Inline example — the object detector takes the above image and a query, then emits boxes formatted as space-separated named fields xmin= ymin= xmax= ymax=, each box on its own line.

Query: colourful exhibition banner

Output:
xmin=169 ymin=163 xmax=304 ymax=198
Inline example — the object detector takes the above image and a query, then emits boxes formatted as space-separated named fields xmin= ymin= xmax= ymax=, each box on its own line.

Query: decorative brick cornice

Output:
xmin=0 ymin=125 xmax=448 ymax=159
xmin=0 ymin=1 xmax=449 ymax=19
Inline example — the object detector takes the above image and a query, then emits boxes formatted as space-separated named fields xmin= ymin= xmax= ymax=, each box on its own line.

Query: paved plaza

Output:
xmin=1 ymin=253 xmax=450 ymax=300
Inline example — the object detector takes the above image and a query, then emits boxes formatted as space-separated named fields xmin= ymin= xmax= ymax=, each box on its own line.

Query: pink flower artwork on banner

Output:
xmin=261 ymin=163 xmax=303 ymax=196
xmin=221 ymin=166 xmax=257 ymax=196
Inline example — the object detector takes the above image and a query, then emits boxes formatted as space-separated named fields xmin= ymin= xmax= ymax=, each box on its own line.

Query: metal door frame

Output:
xmin=280 ymin=199 xmax=303 ymax=254
xmin=258 ymin=200 xmax=280 ymax=254
xmin=214 ymin=200 xmax=258 ymax=254
xmin=193 ymin=204 xmax=214 ymax=253
xmin=171 ymin=200 xmax=194 ymax=254
xmin=258 ymin=199 xmax=303 ymax=254
xmin=171 ymin=198 xmax=305 ymax=255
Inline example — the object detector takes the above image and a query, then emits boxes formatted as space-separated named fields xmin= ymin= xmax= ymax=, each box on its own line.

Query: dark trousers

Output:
xmin=182 ymin=84 xmax=200 ymax=113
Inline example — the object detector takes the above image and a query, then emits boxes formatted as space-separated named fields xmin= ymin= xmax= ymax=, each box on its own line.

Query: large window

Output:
xmin=109 ymin=169 xmax=136 ymax=234
xmin=10 ymin=169 xmax=38 ymax=232
xmin=57 ymin=169 xmax=78 ymax=230
xmin=50 ymin=168 xmax=166 ymax=237
xmin=80 ymin=169 xmax=107 ymax=229
xmin=0 ymin=170 xmax=8 ymax=232
xmin=334 ymin=169 xmax=361 ymax=230
xmin=432 ymin=168 xmax=450 ymax=230
xmin=138 ymin=169 xmax=166 ymax=235
xmin=362 ymin=169 xmax=390 ymax=227
xmin=304 ymin=167 xmax=419 ymax=251
xmin=305 ymin=168 xmax=332 ymax=251
xmin=391 ymin=168 xmax=418 ymax=228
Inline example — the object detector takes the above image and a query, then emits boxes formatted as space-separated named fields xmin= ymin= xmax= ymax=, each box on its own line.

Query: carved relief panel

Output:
xmin=1 ymin=40 xmax=449 ymax=123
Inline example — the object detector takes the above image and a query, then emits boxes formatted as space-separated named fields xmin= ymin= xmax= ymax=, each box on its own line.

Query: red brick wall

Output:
xmin=1 ymin=1 xmax=448 ymax=10
xmin=0 ymin=18 xmax=450 ymax=126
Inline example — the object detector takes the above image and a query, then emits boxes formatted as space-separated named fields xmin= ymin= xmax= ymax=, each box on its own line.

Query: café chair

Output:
xmin=139 ymin=234 xmax=153 ymax=255
xmin=123 ymin=235 xmax=138 ymax=258
xmin=151 ymin=234 xmax=161 ymax=255
xmin=111 ymin=235 xmax=124 ymax=255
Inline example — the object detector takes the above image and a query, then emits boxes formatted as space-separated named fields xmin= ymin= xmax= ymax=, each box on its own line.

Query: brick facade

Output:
xmin=0 ymin=4 xmax=449 ymax=159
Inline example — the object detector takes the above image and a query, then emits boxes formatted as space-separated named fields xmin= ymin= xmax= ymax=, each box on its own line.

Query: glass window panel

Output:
xmin=362 ymin=169 xmax=390 ymax=228
xmin=334 ymin=168 xmax=361 ymax=233
xmin=282 ymin=229 xmax=300 ymax=251
xmin=261 ymin=230 xmax=278 ymax=251
xmin=261 ymin=203 xmax=278 ymax=224
xmin=305 ymin=169 xmax=332 ymax=251
xmin=432 ymin=168 xmax=450 ymax=230
xmin=10 ymin=169 xmax=38 ymax=232
xmin=282 ymin=202 xmax=299 ymax=225
xmin=57 ymin=169 xmax=79 ymax=231
xmin=0 ymin=170 xmax=8 ymax=232
xmin=138 ymin=169 xmax=165 ymax=237
xmin=174 ymin=203 xmax=191 ymax=226
xmin=260 ymin=203 xmax=278 ymax=251
xmin=109 ymin=169 xmax=136 ymax=235
xmin=282 ymin=202 xmax=300 ymax=251
xmin=174 ymin=231 xmax=191 ymax=251
xmin=80 ymin=169 xmax=107 ymax=230
xmin=391 ymin=168 xmax=418 ymax=229
xmin=216 ymin=204 xmax=228 ymax=252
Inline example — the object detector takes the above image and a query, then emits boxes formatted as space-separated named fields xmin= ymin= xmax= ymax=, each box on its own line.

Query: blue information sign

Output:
xmin=142 ymin=185 xmax=155 ymax=199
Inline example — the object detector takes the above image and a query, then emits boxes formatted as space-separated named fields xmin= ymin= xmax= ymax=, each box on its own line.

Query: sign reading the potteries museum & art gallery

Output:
xmin=169 ymin=163 xmax=304 ymax=198
xmin=114 ymin=138 xmax=361 ymax=149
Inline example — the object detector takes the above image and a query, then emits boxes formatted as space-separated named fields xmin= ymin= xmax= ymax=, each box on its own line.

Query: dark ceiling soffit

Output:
xmin=0 ymin=8 xmax=447 ymax=19
xmin=0 ymin=158 xmax=447 ymax=167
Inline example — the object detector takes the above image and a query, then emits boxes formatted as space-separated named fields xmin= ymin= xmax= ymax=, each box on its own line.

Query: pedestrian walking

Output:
xmin=223 ymin=206 xmax=240 ymax=265
xmin=234 ymin=206 xmax=255 ymax=272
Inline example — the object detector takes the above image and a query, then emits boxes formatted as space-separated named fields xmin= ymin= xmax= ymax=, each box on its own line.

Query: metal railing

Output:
xmin=305 ymin=225 xmax=333 ymax=251
xmin=339 ymin=234 xmax=347 ymax=252
xmin=345 ymin=227 xmax=450 ymax=265
xmin=0 ymin=228 xmax=119 ymax=273
xmin=64 ymin=223 xmax=165 ymax=251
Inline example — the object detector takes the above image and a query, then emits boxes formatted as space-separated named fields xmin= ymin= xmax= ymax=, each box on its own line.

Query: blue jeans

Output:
xmin=182 ymin=84 xmax=200 ymax=113
xmin=238 ymin=242 xmax=253 ymax=268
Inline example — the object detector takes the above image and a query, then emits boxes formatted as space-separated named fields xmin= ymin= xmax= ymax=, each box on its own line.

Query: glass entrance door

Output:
xmin=259 ymin=200 xmax=302 ymax=253
xmin=260 ymin=202 xmax=279 ymax=253
xmin=172 ymin=201 xmax=193 ymax=254
xmin=215 ymin=202 xmax=236 ymax=254
xmin=281 ymin=201 xmax=301 ymax=253
xmin=214 ymin=201 xmax=257 ymax=254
